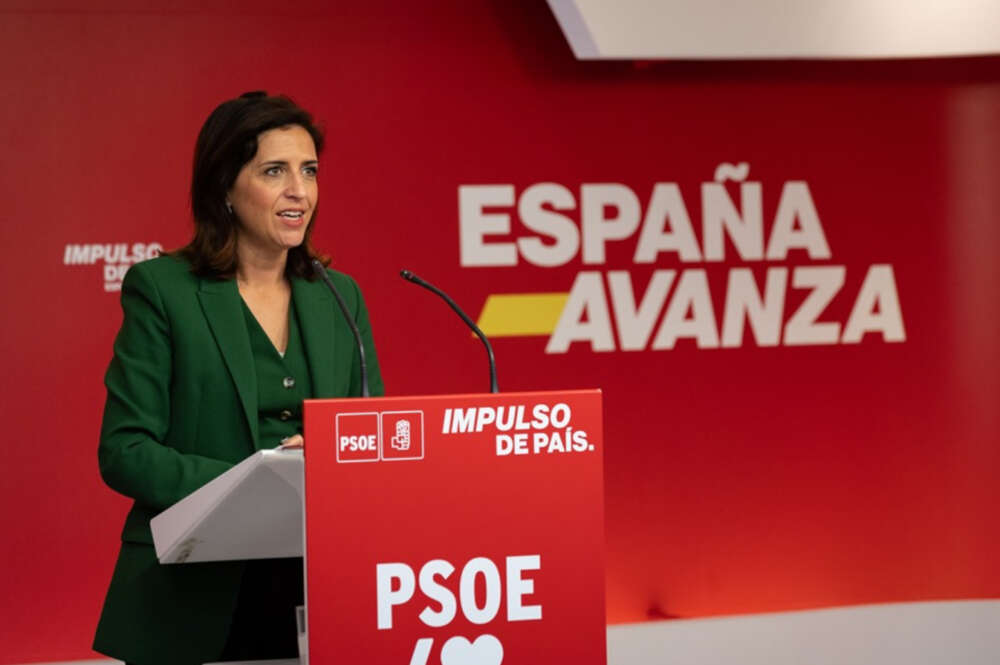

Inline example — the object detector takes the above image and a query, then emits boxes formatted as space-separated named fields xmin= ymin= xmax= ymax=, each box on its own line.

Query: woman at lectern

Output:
xmin=93 ymin=91 xmax=384 ymax=665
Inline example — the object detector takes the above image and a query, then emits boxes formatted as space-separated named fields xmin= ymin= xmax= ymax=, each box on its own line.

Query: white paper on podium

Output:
xmin=151 ymin=449 xmax=304 ymax=564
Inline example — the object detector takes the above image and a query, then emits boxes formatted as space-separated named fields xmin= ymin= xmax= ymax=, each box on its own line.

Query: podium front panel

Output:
xmin=304 ymin=389 xmax=606 ymax=664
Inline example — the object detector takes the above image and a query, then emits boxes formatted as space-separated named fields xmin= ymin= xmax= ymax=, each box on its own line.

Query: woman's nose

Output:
xmin=285 ymin=172 xmax=308 ymax=198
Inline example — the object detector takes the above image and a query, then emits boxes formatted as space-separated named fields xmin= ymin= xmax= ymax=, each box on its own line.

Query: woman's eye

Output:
xmin=264 ymin=166 xmax=283 ymax=176
xmin=303 ymin=166 xmax=318 ymax=177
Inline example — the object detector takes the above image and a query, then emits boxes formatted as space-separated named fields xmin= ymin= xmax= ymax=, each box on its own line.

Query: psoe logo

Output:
xmin=335 ymin=411 xmax=424 ymax=463
xmin=382 ymin=411 xmax=424 ymax=461
xmin=63 ymin=242 xmax=162 ymax=293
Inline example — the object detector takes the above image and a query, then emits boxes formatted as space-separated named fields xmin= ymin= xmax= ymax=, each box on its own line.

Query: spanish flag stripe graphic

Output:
xmin=476 ymin=293 xmax=570 ymax=337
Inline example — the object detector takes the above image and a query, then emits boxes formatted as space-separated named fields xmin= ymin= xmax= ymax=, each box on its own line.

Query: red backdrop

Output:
xmin=0 ymin=2 xmax=998 ymax=662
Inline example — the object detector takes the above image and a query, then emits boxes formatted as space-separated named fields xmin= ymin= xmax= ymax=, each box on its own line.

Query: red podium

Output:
xmin=304 ymin=389 xmax=606 ymax=664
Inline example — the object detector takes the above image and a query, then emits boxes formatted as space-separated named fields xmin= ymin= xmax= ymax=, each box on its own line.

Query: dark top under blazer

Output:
xmin=93 ymin=254 xmax=384 ymax=665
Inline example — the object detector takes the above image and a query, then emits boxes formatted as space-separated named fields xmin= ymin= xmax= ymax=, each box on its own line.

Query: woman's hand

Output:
xmin=278 ymin=434 xmax=304 ymax=449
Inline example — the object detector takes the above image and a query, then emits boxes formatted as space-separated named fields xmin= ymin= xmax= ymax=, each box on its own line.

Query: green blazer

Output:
xmin=93 ymin=254 xmax=383 ymax=665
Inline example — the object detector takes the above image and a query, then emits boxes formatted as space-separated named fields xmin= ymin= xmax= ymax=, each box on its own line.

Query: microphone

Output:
xmin=311 ymin=260 xmax=370 ymax=398
xmin=400 ymin=269 xmax=498 ymax=394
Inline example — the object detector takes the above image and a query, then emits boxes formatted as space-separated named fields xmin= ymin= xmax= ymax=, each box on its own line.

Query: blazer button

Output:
xmin=279 ymin=409 xmax=293 ymax=421
xmin=283 ymin=376 xmax=295 ymax=389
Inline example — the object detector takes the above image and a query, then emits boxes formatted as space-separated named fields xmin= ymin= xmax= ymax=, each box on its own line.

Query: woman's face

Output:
xmin=228 ymin=124 xmax=318 ymax=259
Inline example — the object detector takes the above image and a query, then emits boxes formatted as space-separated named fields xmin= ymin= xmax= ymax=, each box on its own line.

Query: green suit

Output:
xmin=93 ymin=255 xmax=383 ymax=665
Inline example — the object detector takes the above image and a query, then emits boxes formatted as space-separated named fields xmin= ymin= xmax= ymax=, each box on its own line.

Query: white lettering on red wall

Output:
xmin=63 ymin=242 xmax=162 ymax=292
xmin=458 ymin=164 xmax=905 ymax=353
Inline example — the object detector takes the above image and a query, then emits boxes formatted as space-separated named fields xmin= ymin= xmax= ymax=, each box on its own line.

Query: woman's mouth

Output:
xmin=277 ymin=210 xmax=307 ymax=226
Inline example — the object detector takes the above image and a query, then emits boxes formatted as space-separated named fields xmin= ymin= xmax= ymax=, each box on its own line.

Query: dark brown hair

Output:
xmin=176 ymin=91 xmax=329 ymax=279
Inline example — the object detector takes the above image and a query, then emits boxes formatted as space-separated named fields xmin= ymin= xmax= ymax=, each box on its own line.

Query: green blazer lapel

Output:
xmin=197 ymin=278 xmax=259 ymax=447
xmin=292 ymin=277 xmax=340 ymax=398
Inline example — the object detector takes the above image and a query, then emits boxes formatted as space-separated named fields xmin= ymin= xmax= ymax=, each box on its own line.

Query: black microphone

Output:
xmin=400 ymin=269 xmax=498 ymax=394
xmin=311 ymin=260 xmax=370 ymax=398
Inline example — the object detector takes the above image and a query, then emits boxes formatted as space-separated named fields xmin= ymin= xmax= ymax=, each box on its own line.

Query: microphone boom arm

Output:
xmin=400 ymin=269 xmax=499 ymax=394
xmin=312 ymin=260 xmax=370 ymax=398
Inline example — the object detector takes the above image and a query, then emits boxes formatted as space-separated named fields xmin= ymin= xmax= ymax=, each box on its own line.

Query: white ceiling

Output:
xmin=548 ymin=0 xmax=1000 ymax=59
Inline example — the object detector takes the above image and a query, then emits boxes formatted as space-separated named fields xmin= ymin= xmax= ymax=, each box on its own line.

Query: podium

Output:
xmin=152 ymin=390 xmax=605 ymax=664
xmin=151 ymin=449 xmax=305 ymax=563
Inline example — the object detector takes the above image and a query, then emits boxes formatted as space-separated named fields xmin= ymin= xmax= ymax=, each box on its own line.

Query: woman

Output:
xmin=94 ymin=92 xmax=384 ymax=664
